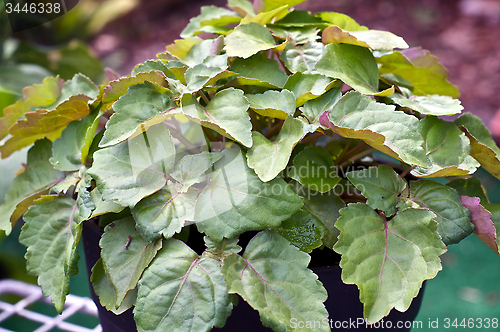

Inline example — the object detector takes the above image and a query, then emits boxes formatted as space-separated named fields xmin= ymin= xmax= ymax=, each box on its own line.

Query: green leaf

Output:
xmin=181 ymin=5 xmax=240 ymax=38
xmin=299 ymin=87 xmax=342 ymax=125
xmin=460 ymin=196 xmax=499 ymax=255
xmin=247 ymin=117 xmax=306 ymax=182
xmin=246 ymin=89 xmax=296 ymax=119
xmin=315 ymin=12 xmax=368 ymax=31
xmin=229 ymin=54 xmax=288 ymax=88
xmin=273 ymin=10 xmax=326 ymax=28
xmin=131 ymin=185 xmax=197 ymax=242
xmin=170 ymin=151 xmax=223 ymax=193
xmin=134 ymin=238 xmax=232 ymax=332
xmin=204 ymin=236 xmax=242 ymax=261
xmin=50 ymin=74 xmax=98 ymax=108
xmin=0 ymin=76 xmax=63 ymax=141
xmin=377 ymin=50 xmax=460 ymax=98
xmin=255 ymin=0 xmax=305 ymax=13
xmin=289 ymin=145 xmax=341 ymax=193
xmin=275 ymin=209 xmax=325 ymax=253
xmin=390 ymin=94 xmax=463 ymax=116
xmin=90 ymin=258 xmax=137 ymax=315
xmin=280 ymin=41 xmax=325 ymax=74
xmin=50 ymin=171 xmax=81 ymax=195
xmin=87 ymin=123 xmax=176 ymax=207
xmin=224 ymin=23 xmax=276 ymax=58
xmin=320 ymin=91 xmax=430 ymax=168
xmin=411 ymin=116 xmax=479 ymax=178
xmin=19 ymin=196 xmax=81 ymax=313
xmin=222 ymin=231 xmax=329 ymax=332
xmin=0 ymin=139 xmax=64 ymax=234
xmin=100 ymin=217 xmax=162 ymax=307
xmin=447 ymin=177 xmax=488 ymax=203
xmin=240 ymin=5 xmax=289 ymax=25
xmin=228 ymin=0 xmax=255 ymax=16
xmin=454 ymin=113 xmax=500 ymax=180
xmin=347 ymin=30 xmax=408 ymax=51
xmin=315 ymin=43 xmax=379 ymax=95
xmin=183 ymin=55 xmax=231 ymax=93
xmin=408 ymin=179 xmax=474 ymax=245
xmin=181 ymin=88 xmax=252 ymax=147
xmin=298 ymin=186 xmax=345 ymax=248
xmin=270 ymin=27 xmax=319 ymax=44
xmin=347 ymin=165 xmax=406 ymax=217
xmin=334 ymin=203 xmax=446 ymax=323
xmin=100 ymin=82 xmax=176 ymax=147
xmin=50 ymin=108 xmax=102 ymax=171
xmin=101 ymin=72 xmax=168 ymax=104
xmin=195 ymin=148 xmax=303 ymax=241
xmin=283 ymin=72 xmax=336 ymax=106
xmin=0 ymin=94 xmax=93 ymax=158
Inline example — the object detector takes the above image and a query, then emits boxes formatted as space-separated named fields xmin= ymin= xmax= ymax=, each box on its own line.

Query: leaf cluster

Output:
xmin=1 ymin=0 xmax=500 ymax=330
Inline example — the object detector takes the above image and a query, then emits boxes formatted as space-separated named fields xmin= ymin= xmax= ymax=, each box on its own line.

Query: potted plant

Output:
xmin=1 ymin=0 xmax=500 ymax=331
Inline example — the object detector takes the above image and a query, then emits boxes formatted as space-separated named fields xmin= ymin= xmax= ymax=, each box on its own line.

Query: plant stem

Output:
xmin=300 ymin=132 xmax=324 ymax=144
xmin=198 ymin=90 xmax=210 ymax=105
xmin=202 ymin=126 xmax=217 ymax=142
xmin=265 ymin=120 xmax=283 ymax=139
xmin=399 ymin=166 xmax=414 ymax=178
xmin=336 ymin=141 xmax=367 ymax=165
xmin=339 ymin=148 xmax=376 ymax=168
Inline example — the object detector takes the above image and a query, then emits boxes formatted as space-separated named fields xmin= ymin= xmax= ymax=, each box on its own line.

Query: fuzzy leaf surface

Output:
xmin=315 ymin=43 xmax=378 ymax=94
xmin=134 ymin=239 xmax=232 ymax=332
xmin=289 ymin=145 xmax=340 ymax=193
xmin=225 ymin=23 xmax=276 ymax=58
xmin=247 ymin=117 xmax=305 ymax=182
xmin=280 ymin=41 xmax=325 ymax=74
xmin=0 ymin=139 xmax=64 ymax=234
xmin=19 ymin=196 xmax=81 ymax=313
xmin=100 ymin=217 xmax=162 ymax=306
xmin=319 ymin=91 xmax=430 ymax=167
xmin=454 ymin=113 xmax=500 ymax=180
xmin=411 ymin=116 xmax=479 ymax=178
xmin=334 ymin=203 xmax=446 ymax=322
xmin=87 ymin=123 xmax=175 ymax=207
xmin=170 ymin=151 xmax=223 ymax=193
xmin=391 ymin=94 xmax=463 ymax=116
xmin=100 ymin=82 xmax=176 ymax=147
xmin=347 ymin=165 xmax=406 ymax=217
xmin=246 ymin=89 xmax=296 ymax=120
xmin=132 ymin=185 xmax=197 ymax=242
xmin=195 ymin=148 xmax=303 ymax=241
xmin=408 ymin=180 xmax=473 ymax=245
xmin=181 ymin=88 xmax=252 ymax=147
xmin=222 ymin=231 xmax=329 ymax=332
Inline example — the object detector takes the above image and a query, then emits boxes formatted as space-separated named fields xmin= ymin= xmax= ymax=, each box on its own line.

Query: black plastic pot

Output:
xmin=82 ymin=221 xmax=424 ymax=332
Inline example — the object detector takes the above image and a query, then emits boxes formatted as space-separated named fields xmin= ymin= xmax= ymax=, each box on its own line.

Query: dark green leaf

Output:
xmin=246 ymin=89 xmax=296 ymax=119
xmin=276 ymin=209 xmax=325 ymax=253
xmin=170 ymin=151 xmax=223 ymax=193
xmin=315 ymin=43 xmax=378 ymax=94
xmin=284 ymin=72 xmax=336 ymax=106
xmin=447 ymin=177 xmax=488 ymax=203
xmin=299 ymin=87 xmax=342 ymax=125
xmin=280 ymin=41 xmax=325 ymax=74
xmin=289 ymin=145 xmax=340 ymax=193
xmin=229 ymin=54 xmax=288 ymax=88
xmin=347 ymin=165 xmax=406 ymax=216
xmin=204 ymin=236 xmax=242 ymax=261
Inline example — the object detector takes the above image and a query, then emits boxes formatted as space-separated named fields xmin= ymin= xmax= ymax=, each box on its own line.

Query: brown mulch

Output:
xmin=91 ymin=0 xmax=500 ymax=137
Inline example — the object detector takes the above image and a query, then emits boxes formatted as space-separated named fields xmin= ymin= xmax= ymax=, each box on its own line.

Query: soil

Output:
xmin=91 ymin=0 xmax=500 ymax=138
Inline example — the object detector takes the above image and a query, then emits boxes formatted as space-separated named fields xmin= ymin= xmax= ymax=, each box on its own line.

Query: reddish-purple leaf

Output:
xmin=460 ymin=195 xmax=499 ymax=255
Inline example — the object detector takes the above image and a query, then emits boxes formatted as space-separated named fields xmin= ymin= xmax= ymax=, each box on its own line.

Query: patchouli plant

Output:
xmin=1 ymin=0 xmax=500 ymax=331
